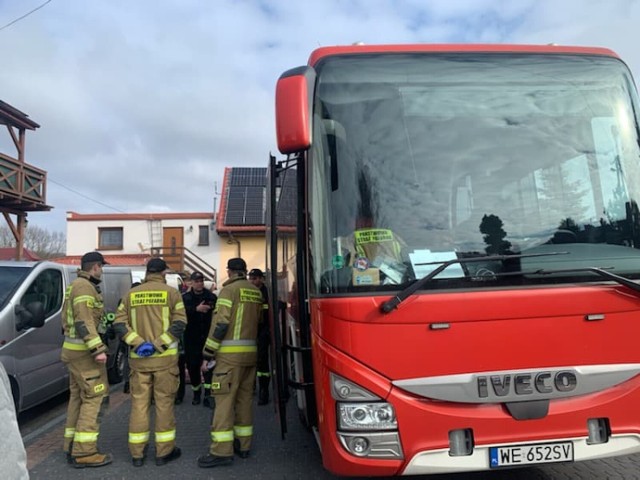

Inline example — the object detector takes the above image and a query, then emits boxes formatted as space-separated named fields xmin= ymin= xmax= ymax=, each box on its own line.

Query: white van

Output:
xmin=0 ymin=261 xmax=132 ymax=412
xmin=131 ymin=269 xmax=216 ymax=293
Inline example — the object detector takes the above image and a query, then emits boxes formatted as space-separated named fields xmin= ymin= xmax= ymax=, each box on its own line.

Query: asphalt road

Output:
xmin=18 ymin=388 xmax=640 ymax=479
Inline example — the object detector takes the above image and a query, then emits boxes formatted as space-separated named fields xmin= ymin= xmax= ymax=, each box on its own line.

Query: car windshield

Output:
xmin=0 ymin=266 xmax=31 ymax=310
xmin=307 ymin=53 xmax=640 ymax=294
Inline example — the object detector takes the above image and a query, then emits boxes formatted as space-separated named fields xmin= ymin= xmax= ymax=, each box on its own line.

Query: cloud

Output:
xmin=1 ymin=0 xmax=639 ymax=234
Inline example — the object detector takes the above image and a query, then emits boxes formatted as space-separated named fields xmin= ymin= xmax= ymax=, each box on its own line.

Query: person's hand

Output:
xmin=94 ymin=352 xmax=107 ymax=364
xmin=202 ymin=358 xmax=216 ymax=372
xmin=135 ymin=342 xmax=156 ymax=357
xmin=196 ymin=301 xmax=211 ymax=313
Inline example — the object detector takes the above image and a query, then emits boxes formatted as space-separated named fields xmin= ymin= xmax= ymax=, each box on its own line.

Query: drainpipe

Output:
xmin=227 ymin=231 xmax=241 ymax=257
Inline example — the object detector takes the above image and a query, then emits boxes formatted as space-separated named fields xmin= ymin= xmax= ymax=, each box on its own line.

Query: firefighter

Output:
xmin=248 ymin=268 xmax=270 ymax=406
xmin=61 ymin=251 xmax=112 ymax=468
xmin=197 ymin=257 xmax=262 ymax=468
xmin=114 ymin=258 xmax=186 ymax=467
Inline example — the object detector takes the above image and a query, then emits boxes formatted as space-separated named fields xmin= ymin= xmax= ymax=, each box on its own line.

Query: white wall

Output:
xmin=66 ymin=217 xmax=221 ymax=276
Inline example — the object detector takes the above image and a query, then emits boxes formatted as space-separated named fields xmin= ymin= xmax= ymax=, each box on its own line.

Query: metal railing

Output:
xmin=149 ymin=246 xmax=217 ymax=283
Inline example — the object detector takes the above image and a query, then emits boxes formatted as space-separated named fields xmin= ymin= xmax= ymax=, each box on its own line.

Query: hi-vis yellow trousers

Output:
xmin=62 ymin=355 xmax=108 ymax=457
xmin=208 ymin=358 xmax=256 ymax=456
xmin=128 ymin=365 xmax=180 ymax=459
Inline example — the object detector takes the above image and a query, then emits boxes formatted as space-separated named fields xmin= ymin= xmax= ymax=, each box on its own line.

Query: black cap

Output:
xmin=147 ymin=258 xmax=168 ymax=273
xmin=227 ymin=257 xmax=247 ymax=272
xmin=248 ymin=268 xmax=264 ymax=278
xmin=190 ymin=271 xmax=205 ymax=281
xmin=81 ymin=251 xmax=108 ymax=265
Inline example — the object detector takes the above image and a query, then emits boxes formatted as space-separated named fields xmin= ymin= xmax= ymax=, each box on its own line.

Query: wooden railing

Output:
xmin=0 ymin=152 xmax=47 ymax=208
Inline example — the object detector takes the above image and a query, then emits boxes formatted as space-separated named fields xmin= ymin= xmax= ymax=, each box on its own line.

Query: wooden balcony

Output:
xmin=0 ymin=151 xmax=51 ymax=211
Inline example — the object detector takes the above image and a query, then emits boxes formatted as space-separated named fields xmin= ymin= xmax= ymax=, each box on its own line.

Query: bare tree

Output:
xmin=0 ymin=225 xmax=13 ymax=246
xmin=0 ymin=225 xmax=66 ymax=259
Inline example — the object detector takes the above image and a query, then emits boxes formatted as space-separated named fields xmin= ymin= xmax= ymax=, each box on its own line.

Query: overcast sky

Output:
xmin=2 ymin=0 xmax=640 ymax=233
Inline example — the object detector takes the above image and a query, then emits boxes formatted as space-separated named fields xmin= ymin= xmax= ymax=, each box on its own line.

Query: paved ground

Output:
xmin=23 ymin=385 xmax=640 ymax=479
xmin=25 ymin=386 xmax=325 ymax=480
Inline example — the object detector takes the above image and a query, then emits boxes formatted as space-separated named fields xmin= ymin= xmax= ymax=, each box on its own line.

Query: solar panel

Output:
xmin=244 ymin=186 xmax=265 ymax=225
xmin=230 ymin=167 xmax=266 ymax=187
xmin=225 ymin=169 xmax=268 ymax=225
xmin=224 ymin=166 xmax=299 ymax=226
xmin=225 ymin=186 xmax=247 ymax=225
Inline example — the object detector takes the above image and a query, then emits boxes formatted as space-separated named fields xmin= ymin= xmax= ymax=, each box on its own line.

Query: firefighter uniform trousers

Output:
xmin=62 ymin=353 xmax=108 ymax=456
xmin=209 ymin=356 xmax=257 ymax=456
xmin=128 ymin=362 xmax=180 ymax=459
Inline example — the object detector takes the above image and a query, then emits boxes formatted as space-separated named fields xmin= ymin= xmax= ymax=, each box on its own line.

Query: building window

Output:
xmin=198 ymin=225 xmax=209 ymax=246
xmin=99 ymin=227 xmax=123 ymax=250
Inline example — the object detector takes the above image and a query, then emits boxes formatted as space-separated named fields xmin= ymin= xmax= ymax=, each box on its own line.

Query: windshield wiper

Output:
xmin=380 ymin=252 xmax=568 ymax=314
xmin=473 ymin=265 xmax=640 ymax=295
xmin=532 ymin=267 xmax=640 ymax=295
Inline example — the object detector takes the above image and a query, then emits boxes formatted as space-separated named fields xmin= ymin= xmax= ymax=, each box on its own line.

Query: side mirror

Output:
xmin=275 ymin=66 xmax=316 ymax=154
xmin=15 ymin=301 xmax=46 ymax=331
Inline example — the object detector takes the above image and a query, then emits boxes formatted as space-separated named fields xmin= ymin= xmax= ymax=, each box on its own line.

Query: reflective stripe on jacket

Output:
xmin=61 ymin=270 xmax=106 ymax=359
xmin=203 ymin=275 xmax=262 ymax=366
xmin=114 ymin=273 xmax=186 ymax=371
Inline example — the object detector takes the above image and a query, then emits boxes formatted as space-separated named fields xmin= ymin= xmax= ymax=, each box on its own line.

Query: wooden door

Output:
xmin=162 ymin=227 xmax=184 ymax=272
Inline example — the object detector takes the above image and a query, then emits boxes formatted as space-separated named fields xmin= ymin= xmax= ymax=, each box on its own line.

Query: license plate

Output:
xmin=489 ymin=441 xmax=573 ymax=468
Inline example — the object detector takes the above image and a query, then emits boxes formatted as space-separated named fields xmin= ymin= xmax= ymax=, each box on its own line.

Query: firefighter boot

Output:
xmin=258 ymin=376 xmax=270 ymax=406
xmin=203 ymin=395 xmax=215 ymax=409
xmin=197 ymin=454 xmax=233 ymax=468
xmin=234 ymin=438 xmax=250 ymax=459
xmin=192 ymin=388 xmax=202 ymax=405
xmin=156 ymin=447 xmax=182 ymax=466
xmin=72 ymin=452 xmax=113 ymax=469
xmin=64 ymin=441 xmax=73 ymax=464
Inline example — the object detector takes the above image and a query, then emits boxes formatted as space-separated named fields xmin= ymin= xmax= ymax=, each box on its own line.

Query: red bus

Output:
xmin=267 ymin=44 xmax=640 ymax=476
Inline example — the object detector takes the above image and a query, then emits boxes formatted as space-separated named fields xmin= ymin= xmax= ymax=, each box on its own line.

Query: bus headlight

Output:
xmin=331 ymin=373 xmax=380 ymax=401
xmin=338 ymin=402 xmax=397 ymax=430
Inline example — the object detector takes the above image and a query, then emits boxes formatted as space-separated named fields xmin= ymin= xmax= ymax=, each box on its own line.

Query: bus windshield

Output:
xmin=308 ymin=53 xmax=640 ymax=294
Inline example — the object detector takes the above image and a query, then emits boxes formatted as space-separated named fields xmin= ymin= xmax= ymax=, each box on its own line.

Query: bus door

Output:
xmin=267 ymin=153 xmax=316 ymax=438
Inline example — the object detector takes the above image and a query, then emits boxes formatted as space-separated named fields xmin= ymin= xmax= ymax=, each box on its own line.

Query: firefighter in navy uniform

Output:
xmin=197 ymin=257 xmax=262 ymax=468
xmin=248 ymin=268 xmax=270 ymax=405
xmin=114 ymin=258 xmax=186 ymax=467
xmin=61 ymin=251 xmax=112 ymax=468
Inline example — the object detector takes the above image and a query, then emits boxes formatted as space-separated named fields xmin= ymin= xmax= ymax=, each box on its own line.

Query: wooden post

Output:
xmin=15 ymin=214 xmax=27 ymax=261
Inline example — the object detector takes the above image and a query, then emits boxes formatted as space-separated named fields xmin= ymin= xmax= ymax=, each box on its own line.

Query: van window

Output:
xmin=101 ymin=271 xmax=133 ymax=313
xmin=21 ymin=269 xmax=63 ymax=318
xmin=0 ymin=267 xmax=30 ymax=310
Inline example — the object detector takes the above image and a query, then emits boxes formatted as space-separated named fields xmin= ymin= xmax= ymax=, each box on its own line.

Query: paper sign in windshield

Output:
xmin=409 ymin=250 xmax=464 ymax=279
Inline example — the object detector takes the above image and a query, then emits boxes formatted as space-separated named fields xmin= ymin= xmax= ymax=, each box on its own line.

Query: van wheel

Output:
xmin=107 ymin=343 xmax=127 ymax=385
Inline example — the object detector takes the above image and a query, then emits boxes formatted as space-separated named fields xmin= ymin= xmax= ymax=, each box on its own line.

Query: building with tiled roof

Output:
xmin=52 ymin=253 xmax=149 ymax=267
xmin=0 ymin=247 xmax=40 ymax=261
xmin=214 ymin=166 xmax=296 ymax=275
xmin=215 ymin=167 xmax=267 ymax=272
xmin=61 ymin=211 xmax=219 ymax=282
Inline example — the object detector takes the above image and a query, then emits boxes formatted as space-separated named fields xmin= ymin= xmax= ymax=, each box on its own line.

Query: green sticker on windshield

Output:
xmin=332 ymin=255 xmax=344 ymax=269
